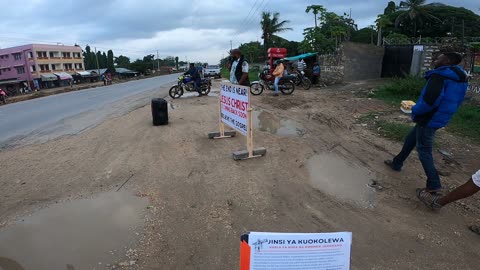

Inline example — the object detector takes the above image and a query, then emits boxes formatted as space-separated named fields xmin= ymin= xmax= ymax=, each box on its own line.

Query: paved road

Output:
xmin=0 ymin=74 xmax=178 ymax=148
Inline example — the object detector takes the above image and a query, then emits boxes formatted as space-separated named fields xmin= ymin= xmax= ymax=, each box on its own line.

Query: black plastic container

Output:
xmin=151 ymin=98 xmax=168 ymax=126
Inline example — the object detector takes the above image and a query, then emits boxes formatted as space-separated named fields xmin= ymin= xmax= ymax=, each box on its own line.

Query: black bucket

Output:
xmin=151 ymin=98 xmax=168 ymax=126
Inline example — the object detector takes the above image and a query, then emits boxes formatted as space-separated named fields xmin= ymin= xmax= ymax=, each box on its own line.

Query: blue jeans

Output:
xmin=274 ymin=77 xmax=280 ymax=94
xmin=392 ymin=125 xmax=441 ymax=190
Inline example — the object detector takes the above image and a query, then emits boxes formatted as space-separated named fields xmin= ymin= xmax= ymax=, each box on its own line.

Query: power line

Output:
xmin=239 ymin=0 xmax=266 ymax=34
xmin=237 ymin=0 xmax=261 ymax=33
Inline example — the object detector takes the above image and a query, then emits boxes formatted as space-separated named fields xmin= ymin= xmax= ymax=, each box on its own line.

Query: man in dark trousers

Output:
xmin=229 ymin=49 xmax=250 ymax=86
xmin=184 ymin=63 xmax=202 ymax=96
xmin=384 ymin=52 xmax=468 ymax=194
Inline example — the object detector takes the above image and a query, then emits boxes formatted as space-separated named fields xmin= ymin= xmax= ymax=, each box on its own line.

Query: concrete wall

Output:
xmin=342 ymin=42 xmax=384 ymax=82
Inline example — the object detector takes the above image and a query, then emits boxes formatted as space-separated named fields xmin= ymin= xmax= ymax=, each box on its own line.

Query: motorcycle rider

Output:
xmin=229 ymin=49 xmax=250 ymax=86
xmin=272 ymin=60 xmax=285 ymax=97
xmin=184 ymin=63 xmax=203 ymax=96
xmin=0 ymin=87 xmax=7 ymax=104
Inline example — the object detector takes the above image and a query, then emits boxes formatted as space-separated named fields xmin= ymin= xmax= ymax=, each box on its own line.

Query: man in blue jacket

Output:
xmin=184 ymin=63 xmax=202 ymax=96
xmin=385 ymin=52 xmax=468 ymax=194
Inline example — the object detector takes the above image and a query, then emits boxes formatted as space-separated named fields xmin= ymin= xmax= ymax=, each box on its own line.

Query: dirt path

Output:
xmin=0 ymin=80 xmax=479 ymax=269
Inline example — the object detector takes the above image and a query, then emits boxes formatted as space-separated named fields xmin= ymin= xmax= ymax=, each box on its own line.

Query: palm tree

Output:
xmin=305 ymin=5 xmax=326 ymax=28
xmin=376 ymin=15 xmax=392 ymax=46
xmin=395 ymin=0 xmax=438 ymax=37
xmin=260 ymin=12 xmax=292 ymax=57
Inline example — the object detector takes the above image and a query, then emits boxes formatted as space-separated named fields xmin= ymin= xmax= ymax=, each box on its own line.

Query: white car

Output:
xmin=204 ymin=65 xmax=221 ymax=78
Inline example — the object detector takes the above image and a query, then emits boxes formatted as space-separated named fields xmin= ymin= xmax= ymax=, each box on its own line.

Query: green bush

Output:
xmin=448 ymin=105 xmax=480 ymax=143
xmin=371 ymin=76 xmax=425 ymax=104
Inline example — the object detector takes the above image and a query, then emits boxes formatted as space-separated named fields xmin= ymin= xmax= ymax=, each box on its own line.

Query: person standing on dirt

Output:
xmin=417 ymin=169 xmax=480 ymax=235
xmin=297 ymin=59 xmax=307 ymax=72
xmin=384 ymin=52 xmax=468 ymax=194
xmin=272 ymin=60 xmax=285 ymax=97
xmin=229 ymin=49 xmax=250 ymax=86
xmin=184 ymin=63 xmax=202 ymax=96
xmin=312 ymin=63 xmax=320 ymax=85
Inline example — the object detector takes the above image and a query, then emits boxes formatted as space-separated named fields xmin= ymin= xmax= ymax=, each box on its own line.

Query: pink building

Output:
xmin=0 ymin=44 xmax=85 ymax=92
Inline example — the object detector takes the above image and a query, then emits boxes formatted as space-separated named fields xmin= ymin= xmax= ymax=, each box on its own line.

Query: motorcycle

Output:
xmin=250 ymin=71 xmax=295 ymax=96
xmin=169 ymin=75 xmax=211 ymax=99
xmin=292 ymin=70 xmax=312 ymax=90
xmin=0 ymin=89 xmax=6 ymax=104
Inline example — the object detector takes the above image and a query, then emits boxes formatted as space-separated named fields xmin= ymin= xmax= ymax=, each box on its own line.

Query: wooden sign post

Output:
xmin=208 ymin=82 xmax=266 ymax=160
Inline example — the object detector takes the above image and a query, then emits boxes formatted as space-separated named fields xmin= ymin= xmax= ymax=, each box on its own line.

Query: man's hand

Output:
xmin=239 ymin=72 xmax=248 ymax=85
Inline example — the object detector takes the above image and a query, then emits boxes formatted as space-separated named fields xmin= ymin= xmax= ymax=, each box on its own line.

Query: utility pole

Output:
xmin=230 ymin=40 xmax=233 ymax=51
xmin=157 ymin=50 xmax=160 ymax=71
xmin=94 ymin=47 xmax=100 ymax=76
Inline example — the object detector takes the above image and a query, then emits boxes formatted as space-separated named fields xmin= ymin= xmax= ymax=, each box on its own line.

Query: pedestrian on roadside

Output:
xmin=229 ymin=49 xmax=250 ymax=86
xmin=272 ymin=60 xmax=285 ymax=97
xmin=297 ymin=59 xmax=307 ymax=73
xmin=184 ymin=63 xmax=203 ymax=96
xmin=384 ymin=52 xmax=468 ymax=195
xmin=312 ymin=62 xmax=320 ymax=85
xmin=417 ymin=169 xmax=480 ymax=234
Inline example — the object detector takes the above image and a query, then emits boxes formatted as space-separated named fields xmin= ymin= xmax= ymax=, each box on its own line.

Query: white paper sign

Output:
xmin=246 ymin=232 xmax=352 ymax=270
xmin=220 ymin=83 xmax=249 ymax=135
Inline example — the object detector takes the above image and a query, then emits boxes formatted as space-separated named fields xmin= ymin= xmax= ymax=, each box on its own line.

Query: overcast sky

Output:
xmin=0 ymin=0 xmax=478 ymax=64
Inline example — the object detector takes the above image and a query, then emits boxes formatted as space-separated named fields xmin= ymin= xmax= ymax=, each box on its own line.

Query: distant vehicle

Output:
xmin=204 ymin=65 xmax=221 ymax=78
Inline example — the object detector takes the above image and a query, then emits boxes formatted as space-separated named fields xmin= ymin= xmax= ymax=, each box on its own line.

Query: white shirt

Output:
xmin=473 ymin=170 xmax=480 ymax=188
xmin=230 ymin=59 xmax=249 ymax=84
xmin=297 ymin=60 xmax=306 ymax=71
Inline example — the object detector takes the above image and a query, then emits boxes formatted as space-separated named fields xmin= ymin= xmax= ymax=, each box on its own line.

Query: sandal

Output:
xmin=416 ymin=188 xmax=443 ymax=210
xmin=469 ymin=225 xmax=480 ymax=235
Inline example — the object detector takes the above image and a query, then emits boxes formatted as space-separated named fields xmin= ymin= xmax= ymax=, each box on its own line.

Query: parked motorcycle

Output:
xmin=250 ymin=72 xmax=295 ymax=96
xmin=0 ymin=89 xmax=7 ymax=104
xmin=169 ymin=75 xmax=211 ymax=99
xmin=292 ymin=70 xmax=312 ymax=90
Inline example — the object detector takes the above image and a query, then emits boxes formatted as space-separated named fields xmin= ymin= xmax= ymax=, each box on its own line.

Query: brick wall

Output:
xmin=342 ymin=42 xmax=385 ymax=82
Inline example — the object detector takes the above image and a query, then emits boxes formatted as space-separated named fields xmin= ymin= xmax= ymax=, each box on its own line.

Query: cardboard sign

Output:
xmin=220 ymin=83 xmax=249 ymax=135
xmin=240 ymin=232 xmax=353 ymax=270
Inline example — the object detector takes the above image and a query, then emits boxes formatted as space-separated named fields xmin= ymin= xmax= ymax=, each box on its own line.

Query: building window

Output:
xmin=30 ymin=65 xmax=37 ymax=72
xmin=73 ymin=52 xmax=81 ymax=58
xmin=16 ymin=66 xmax=25 ymax=74
xmin=37 ymin=51 xmax=47 ymax=58
xmin=39 ymin=64 xmax=49 ymax=71
xmin=62 ymin=52 xmax=71 ymax=58
xmin=28 ymin=52 xmax=33 ymax=58
xmin=64 ymin=63 xmax=73 ymax=70
xmin=13 ymin=53 xmax=22 ymax=60
xmin=52 ymin=64 xmax=57 ymax=71
xmin=75 ymin=63 xmax=83 ymax=70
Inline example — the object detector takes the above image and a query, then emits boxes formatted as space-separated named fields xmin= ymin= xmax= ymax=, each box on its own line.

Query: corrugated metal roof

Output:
xmin=282 ymin=53 xmax=318 ymax=61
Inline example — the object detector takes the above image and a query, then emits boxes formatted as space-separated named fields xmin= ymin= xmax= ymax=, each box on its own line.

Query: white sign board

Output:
xmin=220 ymin=83 xmax=249 ymax=136
xmin=241 ymin=232 xmax=352 ymax=270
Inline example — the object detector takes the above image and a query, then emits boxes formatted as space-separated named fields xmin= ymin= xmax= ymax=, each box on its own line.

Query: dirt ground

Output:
xmin=1 ymin=79 xmax=480 ymax=269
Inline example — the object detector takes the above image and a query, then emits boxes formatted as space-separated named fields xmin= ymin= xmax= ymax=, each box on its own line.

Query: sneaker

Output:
xmin=416 ymin=188 xmax=443 ymax=210
xmin=384 ymin=160 xmax=401 ymax=172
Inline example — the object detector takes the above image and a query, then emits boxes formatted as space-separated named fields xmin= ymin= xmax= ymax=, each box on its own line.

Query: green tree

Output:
xmin=305 ymin=5 xmax=326 ymax=28
xmin=175 ymin=56 xmax=179 ymax=69
xmin=107 ymin=50 xmax=115 ymax=71
xmin=395 ymin=0 xmax=438 ymax=37
xmin=300 ymin=27 xmax=335 ymax=54
xmin=101 ymin=52 xmax=108 ymax=68
xmin=384 ymin=1 xmax=397 ymax=15
xmin=376 ymin=15 xmax=392 ymax=46
xmin=351 ymin=27 xmax=376 ymax=44
xmin=260 ymin=12 xmax=292 ymax=57
xmin=239 ymin=41 xmax=263 ymax=63
xmin=114 ymin=55 xmax=130 ymax=68
xmin=83 ymin=45 xmax=96 ymax=70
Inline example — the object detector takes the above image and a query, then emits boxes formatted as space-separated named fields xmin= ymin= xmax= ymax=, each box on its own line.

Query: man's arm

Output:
xmin=238 ymin=61 xmax=249 ymax=85
xmin=412 ymin=74 xmax=445 ymax=115
xmin=239 ymin=73 xmax=248 ymax=85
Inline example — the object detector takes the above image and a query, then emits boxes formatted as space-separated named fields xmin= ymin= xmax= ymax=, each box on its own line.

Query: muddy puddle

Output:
xmin=253 ymin=110 xmax=304 ymax=137
xmin=0 ymin=191 xmax=148 ymax=270
xmin=307 ymin=153 xmax=376 ymax=208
